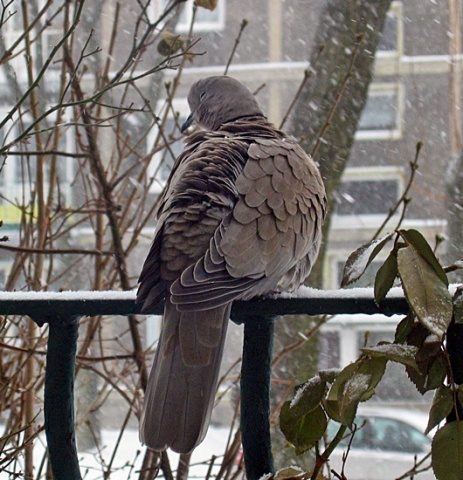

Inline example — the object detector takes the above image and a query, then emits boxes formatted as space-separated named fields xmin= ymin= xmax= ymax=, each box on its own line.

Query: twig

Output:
xmin=63 ymin=42 xmax=149 ymax=392
xmin=272 ymin=315 xmax=330 ymax=368
xmin=311 ymin=33 xmax=364 ymax=159
xmin=0 ymin=243 xmax=113 ymax=256
xmin=279 ymin=44 xmax=325 ymax=130
xmin=0 ymin=0 xmax=84 ymax=133
xmin=444 ymin=259 xmax=463 ymax=273
xmin=4 ymin=149 xmax=87 ymax=157
xmin=224 ymin=19 xmax=248 ymax=76
xmin=371 ymin=141 xmax=422 ymax=241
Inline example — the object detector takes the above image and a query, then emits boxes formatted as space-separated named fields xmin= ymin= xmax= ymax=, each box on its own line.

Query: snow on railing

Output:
xmin=0 ymin=288 xmax=409 ymax=480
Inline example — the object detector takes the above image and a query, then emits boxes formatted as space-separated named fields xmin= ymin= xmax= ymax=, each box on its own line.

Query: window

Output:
xmin=318 ymin=331 xmax=340 ymax=370
xmin=0 ymin=106 xmax=74 ymax=224
xmin=0 ymin=266 xmax=6 ymax=289
xmin=1 ymin=1 xmax=67 ymax=74
xmin=176 ymin=0 xmax=226 ymax=33
xmin=336 ymin=179 xmax=399 ymax=216
xmin=147 ymin=98 xmax=189 ymax=193
xmin=356 ymin=84 xmax=403 ymax=140
xmin=377 ymin=1 xmax=403 ymax=57
xmin=148 ymin=1 xmax=225 ymax=33
xmin=333 ymin=166 xmax=403 ymax=218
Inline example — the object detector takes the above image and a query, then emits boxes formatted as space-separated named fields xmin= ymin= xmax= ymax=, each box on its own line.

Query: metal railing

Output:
xmin=1 ymin=289 xmax=410 ymax=480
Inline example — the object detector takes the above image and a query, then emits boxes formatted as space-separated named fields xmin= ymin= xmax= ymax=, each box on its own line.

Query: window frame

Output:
xmin=377 ymin=1 xmax=403 ymax=58
xmin=1 ymin=0 xmax=67 ymax=76
xmin=0 ymin=104 xmax=75 ymax=223
xmin=147 ymin=0 xmax=226 ymax=33
xmin=176 ymin=0 xmax=226 ymax=33
xmin=332 ymin=165 xmax=404 ymax=227
xmin=355 ymin=83 xmax=404 ymax=141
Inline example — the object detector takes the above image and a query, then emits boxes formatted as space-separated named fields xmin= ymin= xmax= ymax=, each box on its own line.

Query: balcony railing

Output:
xmin=0 ymin=288 xmax=411 ymax=480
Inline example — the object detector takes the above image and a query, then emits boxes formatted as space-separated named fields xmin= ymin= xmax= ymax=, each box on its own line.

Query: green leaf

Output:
xmin=361 ymin=343 xmax=419 ymax=370
xmin=408 ymin=318 xmax=446 ymax=391
xmin=323 ymin=399 xmax=341 ymax=423
xmin=426 ymin=356 xmax=447 ymax=390
xmin=432 ymin=422 xmax=463 ymax=480
xmin=394 ymin=314 xmax=415 ymax=344
xmin=399 ymin=229 xmax=448 ymax=286
xmin=327 ymin=357 xmax=387 ymax=426
xmin=341 ymin=233 xmax=394 ymax=287
xmin=397 ymin=244 xmax=453 ymax=339
xmin=289 ymin=375 xmax=327 ymax=418
xmin=319 ymin=369 xmax=340 ymax=384
xmin=374 ymin=251 xmax=398 ymax=304
xmin=279 ymin=403 xmax=327 ymax=455
xmin=324 ymin=399 xmax=341 ymax=423
xmin=426 ymin=387 xmax=454 ymax=435
xmin=407 ymin=354 xmax=447 ymax=394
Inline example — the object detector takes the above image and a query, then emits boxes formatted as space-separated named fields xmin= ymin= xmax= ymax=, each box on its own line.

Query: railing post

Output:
xmin=41 ymin=314 xmax=82 ymax=480
xmin=446 ymin=319 xmax=463 ymax=422
xmin=0 ymin=288 xmax=413 ymax=478
xmin=239 ymin=314 xmax=276 ymax=480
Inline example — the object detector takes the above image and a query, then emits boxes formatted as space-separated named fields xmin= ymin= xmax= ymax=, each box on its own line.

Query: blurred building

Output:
xmin=0 ymin=0 xmax=461 ymax=414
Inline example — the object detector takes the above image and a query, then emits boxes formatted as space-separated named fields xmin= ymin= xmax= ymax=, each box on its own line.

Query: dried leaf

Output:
xmin=157 ymin=30 xmax=187 ymax=56
xmin=194 ymin=0 xmax=218 ymax=10
xmin=273 ymin=466 xmax=305 ymax=480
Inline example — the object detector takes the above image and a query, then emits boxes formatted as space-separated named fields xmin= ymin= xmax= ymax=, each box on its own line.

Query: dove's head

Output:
xmin=181 ymin=76 xmax=265 ymax=132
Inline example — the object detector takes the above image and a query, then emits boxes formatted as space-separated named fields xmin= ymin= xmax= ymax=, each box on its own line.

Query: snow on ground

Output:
xmin=76 ymin=426 xmax=233 ymax=479
xmin=0 ymin=426 xmax=233 ymax=480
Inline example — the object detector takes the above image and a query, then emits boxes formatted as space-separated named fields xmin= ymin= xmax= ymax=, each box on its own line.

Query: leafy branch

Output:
xmin=280 ymin=227 xmax=463 ymax=479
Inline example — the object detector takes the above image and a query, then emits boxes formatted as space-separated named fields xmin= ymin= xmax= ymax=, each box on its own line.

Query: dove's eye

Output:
xmin=199 ymin=91 xmax=206 ymax=101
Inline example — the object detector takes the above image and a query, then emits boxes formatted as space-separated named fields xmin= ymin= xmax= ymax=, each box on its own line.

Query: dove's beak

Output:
xmin=181 ymin=113 xmax=194 ymax=133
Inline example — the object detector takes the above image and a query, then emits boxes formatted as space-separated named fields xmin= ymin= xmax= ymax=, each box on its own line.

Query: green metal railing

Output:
xmin=0 ymin=289 xmax=411 ymax=480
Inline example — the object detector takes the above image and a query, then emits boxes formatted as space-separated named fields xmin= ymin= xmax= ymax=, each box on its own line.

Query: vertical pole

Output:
xmin=240 ymin=315 xmax=276 ymax=480
xmin=44 ymin=315 xmax=82 ymax=480
xmin=447 ymin=319 xmax=463 ymax=422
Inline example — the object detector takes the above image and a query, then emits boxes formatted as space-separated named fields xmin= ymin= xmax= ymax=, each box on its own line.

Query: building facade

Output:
xmin=0 ymin=0 xmax=461 ymax=415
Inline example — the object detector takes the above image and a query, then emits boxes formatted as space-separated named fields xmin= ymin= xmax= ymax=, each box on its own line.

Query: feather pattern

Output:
xmin=137 ymin=76 xmax=326 ymax=453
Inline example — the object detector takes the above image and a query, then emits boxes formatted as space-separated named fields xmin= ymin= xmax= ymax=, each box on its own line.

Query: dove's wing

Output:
xmin=170 ymin=135 xmax=326 ymax=312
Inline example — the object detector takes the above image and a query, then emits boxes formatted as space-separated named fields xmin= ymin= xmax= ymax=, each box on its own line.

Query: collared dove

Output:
xmin=137 ymin=76 xmax=327 ymax=454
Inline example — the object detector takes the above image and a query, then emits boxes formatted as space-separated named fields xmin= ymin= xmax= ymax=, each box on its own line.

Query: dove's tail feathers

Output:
xmin=140 ymin=300 xmax=230 ymax=454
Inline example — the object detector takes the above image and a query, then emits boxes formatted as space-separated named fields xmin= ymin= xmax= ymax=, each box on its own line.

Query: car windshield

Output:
xmin=327 ymin=415 xmax=432 ymax=454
